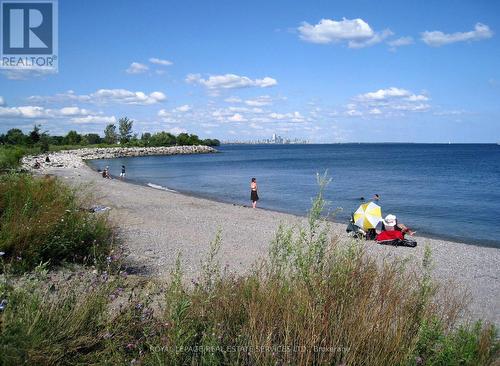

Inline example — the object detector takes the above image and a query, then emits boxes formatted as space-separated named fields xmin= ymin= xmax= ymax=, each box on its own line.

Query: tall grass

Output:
xmin=0 ymin=146 xmax=40 ymax=171
xmin=0 ymin=173 xmax=497 ymax=365
xmin=0 ymin=174 xmax=115 ymax=273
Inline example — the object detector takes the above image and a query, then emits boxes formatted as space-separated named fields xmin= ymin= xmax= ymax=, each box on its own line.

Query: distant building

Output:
xmin=224 ymin=133 xmax=309 ymax=145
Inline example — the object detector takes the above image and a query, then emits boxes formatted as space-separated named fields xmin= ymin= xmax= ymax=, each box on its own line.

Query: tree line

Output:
xmin=0 ymin=117 xmax=220 ymax=151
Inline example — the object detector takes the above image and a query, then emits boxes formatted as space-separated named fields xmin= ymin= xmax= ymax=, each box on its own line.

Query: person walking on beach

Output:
xmin=250 ymin=177 xmax=259 ymax=209
xmin=120 ymin=165 xmax=126 ymax=180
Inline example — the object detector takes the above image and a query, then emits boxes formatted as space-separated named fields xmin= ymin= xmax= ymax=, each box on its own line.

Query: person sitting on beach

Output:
xmin=376 ymin=214 xmax=404 ymax=241
xmin=45 ymin=155 xmax=50 ymax=163
xmin=250 ymin=177 xmax=259 ymax=209
xmin=33 ymin=160 xmax=41 ymax=169
xmin=102 ymin=166 xmax=111 ymax=179
xmin=376 ymin=214 xmax=415 ymax=240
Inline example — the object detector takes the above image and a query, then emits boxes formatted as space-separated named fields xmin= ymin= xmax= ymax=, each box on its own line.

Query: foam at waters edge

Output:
xmin=147 ymin=183 xmax=177 ymax=193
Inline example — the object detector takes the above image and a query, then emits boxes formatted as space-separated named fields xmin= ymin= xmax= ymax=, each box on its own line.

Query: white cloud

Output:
xmin=392 ymin=103 xmax=430 ymax=111
xmin=357 ymin=87 xmax=411 ymax=101
xmin=71 ymin=115 xmax=117 ymax=124
xmin=407 ymin=94 xmax=429 ymax=102
xmin=91 ymin=89 xmax=166 ymax=104
xmin=168 ymin=127 xmax=187 ymax=135
xmin=421 ymin=23 xmax=493 ymax=47
xmin=173 ymin=104 xmax=191 ymax=113
xmin=186 ymin=73 xmax=277 ymax=89
xmin=126 ymin=62 xmax=149 ymax=74
xmin=387 ymin=36 xmax=414 ymax=48
xmin=0 ymin=96 xmax=4 ymax=106
xmin=228 ymin=113 xmax=246 ymax=122
xmin=0 ymin=106 xmax=47 ymax=118
xmin=158 ymin=109 xmax=169 ymax=117
xmin=1 ymin=68 xmax=56 ymax=80
xmin=29 ymin=89 xmax=166 ymax=105
xmin=269 ymin=111 xmax=305 ymax=122
xmin=224 ymin=96 xmax=242 ymax=103
xmin=298 ymin=18 xmax=391 ymax=48
xmin=349 ymin=87 xmax=430 ymax=116
xmin=345 ymin=109 xmax=363 ymax=117
xmin=245 ymin=95 xmax=273 ymax=106
xmin=348 ymin=29 xmax=393 ymax=49
xmin=59 ymin=106 xmax=91 ymax=116
xmin=149 ymin=57 xmax=173 ymax=66
xmin=0 ymin=105 xmax=116 ymax=124
xmin=369 ymin=108 xmax=382 ymax=115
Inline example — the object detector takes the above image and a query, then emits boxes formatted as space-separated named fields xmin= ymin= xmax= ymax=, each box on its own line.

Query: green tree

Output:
xmin=29 ymin=124 xmax=42 ymax=145
xmin=5 ymin=129 xmax=27 ymax=145
xmin=39 ymin=135 xmax=50 ymax=152
xmin=104 ymin=124 xmax=118 ymax=144
xmin=140 ymin=132 xmax=152 ymax=146
xmin=118 ymin=117 xmax=134 ymax=144
xmin=202 ymin=138 xmax=220 ymax=146
xmin=150 ymin=132 xmax=176 ymax=146
xmin=63 ymin=130 xmax=82 ymax=145
xmin=176 ymin=133 xmax=190 ymax=145
xmin=50 ymin=136 xmax=64 ymax=145
xmin=84 ymin=133 xmax=102 ymax=145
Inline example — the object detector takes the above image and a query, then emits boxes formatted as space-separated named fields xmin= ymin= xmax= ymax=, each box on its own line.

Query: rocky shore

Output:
xmin=21 ymin=145 xmax=218 ymax=171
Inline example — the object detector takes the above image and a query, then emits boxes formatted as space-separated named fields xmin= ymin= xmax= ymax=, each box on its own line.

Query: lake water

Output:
xmin=88 ymin=144 xmax=500 ymax=248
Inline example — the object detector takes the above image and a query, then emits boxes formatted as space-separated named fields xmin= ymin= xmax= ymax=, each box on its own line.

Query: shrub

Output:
xmin=0 ymin=174 xmax=114 ymax=273
xmin=0 ymin=146 xmax=27 ymax=170
xmin=0 ymin=276 xmax=112 ymax=365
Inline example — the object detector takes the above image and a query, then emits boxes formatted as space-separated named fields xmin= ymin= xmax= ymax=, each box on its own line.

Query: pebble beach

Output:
xmin=23 ymin=147 xmax=500 ymax=327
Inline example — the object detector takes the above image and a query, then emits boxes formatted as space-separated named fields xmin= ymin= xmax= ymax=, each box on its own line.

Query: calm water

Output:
xmin=88 ymin=144 xmax=500 ymax=248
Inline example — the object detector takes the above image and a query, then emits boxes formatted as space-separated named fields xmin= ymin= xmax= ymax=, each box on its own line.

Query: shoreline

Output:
xmin=20 ymin=145 xmax=218 ymax=171
xmin=85 ymin=159 xmax=499 ymax=250
xmin=22 ymin=150 xmax=500 ymax=326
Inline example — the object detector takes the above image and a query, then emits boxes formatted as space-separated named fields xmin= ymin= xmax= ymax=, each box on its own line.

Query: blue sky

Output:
xmin=1 ymin=0 xmax=499 ymax=142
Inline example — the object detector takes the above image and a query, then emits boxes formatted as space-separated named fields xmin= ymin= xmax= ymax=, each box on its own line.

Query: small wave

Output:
xmin=147 ymin=183 xmax=177 ymax=192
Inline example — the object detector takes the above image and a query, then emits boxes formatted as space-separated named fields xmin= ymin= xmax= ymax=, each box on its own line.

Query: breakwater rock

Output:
xmin=22 ymin=145 xmax=218 ymax=171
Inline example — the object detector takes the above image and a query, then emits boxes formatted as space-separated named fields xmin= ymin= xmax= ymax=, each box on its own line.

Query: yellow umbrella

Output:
xmin=353 ymin=202 xmax=382 ymax=230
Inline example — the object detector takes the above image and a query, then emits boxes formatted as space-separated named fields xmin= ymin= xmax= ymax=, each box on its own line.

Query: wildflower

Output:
xmin=106 ymin=256 xmax=112 ymax=264
xmin=0 ymin=251 xmax=5 ymax=256
xmin=0 ymin=299 xmax=7 ymax=312
xmin=126 ymin=343 xmax=135 ymax=350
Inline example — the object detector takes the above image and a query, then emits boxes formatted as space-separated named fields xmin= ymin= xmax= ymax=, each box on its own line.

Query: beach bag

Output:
xmin=377 ymin=239 xmax=417 ymax=248
xmin=346 ymin=222 xmax=365 ymax=239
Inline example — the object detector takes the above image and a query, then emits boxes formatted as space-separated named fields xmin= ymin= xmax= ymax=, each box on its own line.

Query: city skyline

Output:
xmin=1 ymin=1 xmax=499 ymax=143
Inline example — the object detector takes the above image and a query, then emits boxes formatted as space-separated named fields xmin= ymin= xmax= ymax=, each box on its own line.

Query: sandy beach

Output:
xmin=31 ymin=152 xmax=499 ymax=327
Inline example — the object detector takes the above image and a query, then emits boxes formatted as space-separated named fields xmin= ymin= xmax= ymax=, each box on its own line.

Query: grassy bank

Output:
xmin=0 ymin=174 xmax=115 ymax=273
xmin=0 ymin=175 xmax=497 ymax=365
xmin=0 ymin=146 xmax=40 ymax=171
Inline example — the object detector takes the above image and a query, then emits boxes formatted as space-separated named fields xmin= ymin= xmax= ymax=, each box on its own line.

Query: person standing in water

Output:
xmin=120 ymin=165 xmax=126 ymax=180
xmin=250 ymin=177 xmax=259 ymax=209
